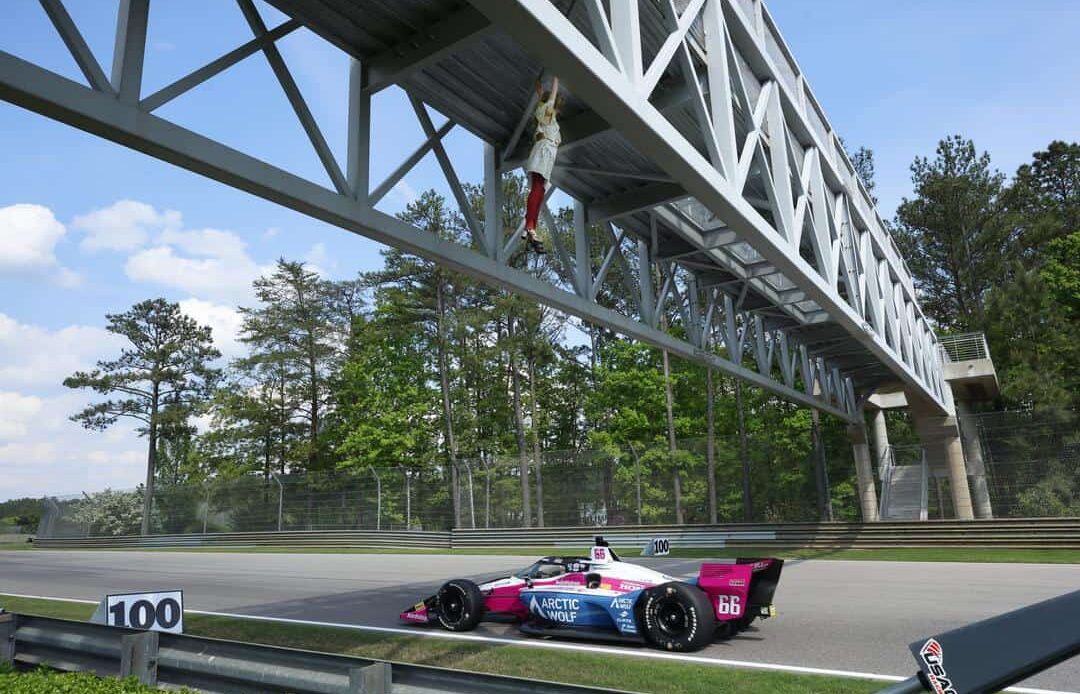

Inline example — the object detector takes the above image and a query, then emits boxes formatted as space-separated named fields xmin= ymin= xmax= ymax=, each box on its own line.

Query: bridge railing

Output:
xmin=938 ymin=332 xmax=990 ymax=362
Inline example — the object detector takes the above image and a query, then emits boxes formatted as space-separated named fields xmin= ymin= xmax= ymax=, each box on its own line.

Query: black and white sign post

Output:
xmin=91 ymin=590 xmax=184 ymax=634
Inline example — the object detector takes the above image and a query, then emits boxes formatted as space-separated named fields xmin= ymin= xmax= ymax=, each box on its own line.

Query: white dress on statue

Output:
xmin=525 ymin=96 xmax=561 ymax=180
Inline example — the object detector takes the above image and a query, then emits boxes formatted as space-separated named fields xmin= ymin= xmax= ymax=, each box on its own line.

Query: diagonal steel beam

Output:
xmin=141 ymin=19 xmax=301 ymax=112
xmin=236 ymin=0 xmax=348 ymax=196
xmin=38 ymin=0 xmax=113 ymax=94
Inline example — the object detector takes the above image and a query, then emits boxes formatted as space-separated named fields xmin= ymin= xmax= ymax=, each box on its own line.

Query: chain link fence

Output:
xmin=34 ymin=409 xmax=1077 ymax=538
xmin=972 ymin=409 xmax=1079 ymax=518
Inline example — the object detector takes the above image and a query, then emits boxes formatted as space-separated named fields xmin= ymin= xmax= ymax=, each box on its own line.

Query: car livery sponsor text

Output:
xmin=530 ymin=596 xmax=580 ymax=622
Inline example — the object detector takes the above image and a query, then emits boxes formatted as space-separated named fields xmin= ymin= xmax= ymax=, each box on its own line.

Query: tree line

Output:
xmin=60 ymin=140 xmax=1078 ymax=532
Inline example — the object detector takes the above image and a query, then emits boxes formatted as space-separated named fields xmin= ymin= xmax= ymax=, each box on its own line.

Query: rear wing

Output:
xmin=737 ymin=558 xmax=784 ymax=609
xmin=876 ymin=588 xmax=1080 ymax=694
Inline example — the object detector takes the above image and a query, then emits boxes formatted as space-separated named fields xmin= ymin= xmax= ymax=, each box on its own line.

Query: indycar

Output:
xmin=400 ymin=537 xmax=783 ymax=652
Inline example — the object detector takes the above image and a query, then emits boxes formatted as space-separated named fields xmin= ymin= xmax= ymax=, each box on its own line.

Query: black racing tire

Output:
xmin=435 ymin=579 xmax=484 ymax=631
xmin=640 ymin=582 xmax=716 ymax=652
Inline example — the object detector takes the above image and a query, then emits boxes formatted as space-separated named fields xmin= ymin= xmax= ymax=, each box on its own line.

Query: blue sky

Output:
xmin=1 ymin=0 xmax=1077 ymax=502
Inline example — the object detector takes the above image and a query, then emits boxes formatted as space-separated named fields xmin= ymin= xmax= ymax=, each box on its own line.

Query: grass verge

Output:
xmin=26 ymin=544 xmax=1080 ymax=564
xmin=0 ymin=594 xmax=883 ymax=694
xmin=0 ymin=542 xmax=33 ymax=551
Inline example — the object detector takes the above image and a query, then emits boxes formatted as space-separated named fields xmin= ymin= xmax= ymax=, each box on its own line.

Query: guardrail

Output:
xmin=452 ymin=519 xmax=1080 ymax=549
xmin=938 ymin=332 xmax=990 ymax=362
xmin=30 ymin=518 xmax=1080 ymax=550
xmin=0 ymin=613 xmax=620 ymax=694
xmin=33 ymin=529 xmax=450 ymax=550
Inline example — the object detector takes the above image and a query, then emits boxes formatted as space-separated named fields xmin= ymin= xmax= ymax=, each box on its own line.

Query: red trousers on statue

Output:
xmin=525 ymin=172 xmax=546 ymax=231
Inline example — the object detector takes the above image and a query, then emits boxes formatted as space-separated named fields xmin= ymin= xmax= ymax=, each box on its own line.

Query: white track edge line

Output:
xmin=0 ymin=592 xmax=1074 ymax=694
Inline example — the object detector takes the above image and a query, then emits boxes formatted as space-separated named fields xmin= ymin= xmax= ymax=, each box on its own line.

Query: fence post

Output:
xmin=349 ymin=662 xmax=391 ymax=693
xmin=481 ymin=455 xmax=491 ymax=528
xmin=368 ymin=466 xmax=381 ymax=531
xmin=400 ymin=466 xmax=411 ymax=531
xmin=464 ymin=460 xmax=476 ymax=529
xmin=119 ymin=631 xmax=159 ymax=685
xmin=202 ymin=485 xmax=211 ymax=534
xmin=0 ymin=613 xmax=15 ymax=665
xmin=271 ymin=473 xmax=284 ymax=531
xmin=627 ymin=443 xmax=642 ymax=525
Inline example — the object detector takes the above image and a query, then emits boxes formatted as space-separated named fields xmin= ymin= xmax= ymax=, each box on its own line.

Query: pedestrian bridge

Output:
xmin=1 ymin=0 xmax=976 ymax=516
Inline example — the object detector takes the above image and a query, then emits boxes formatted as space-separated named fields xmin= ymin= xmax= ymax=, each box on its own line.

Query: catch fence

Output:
xmin=34 ymin=409 xmax=1078 ymax=538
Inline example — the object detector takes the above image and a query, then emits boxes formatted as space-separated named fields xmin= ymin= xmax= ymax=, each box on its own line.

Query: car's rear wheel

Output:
xmin=436 ymin=579 xmax=484 ymax=631
xmin=640 ymin=582 xmax=716 ymax=652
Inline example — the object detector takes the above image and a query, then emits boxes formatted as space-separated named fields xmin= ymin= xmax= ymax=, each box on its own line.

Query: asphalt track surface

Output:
xmin=1 ymin=550 xmax=1077 ymax=691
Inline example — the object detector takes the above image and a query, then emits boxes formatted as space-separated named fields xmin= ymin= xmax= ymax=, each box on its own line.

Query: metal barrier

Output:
xmin=451 ymin=519 xmax=1080 ymax=549
xmin=29 ymin=518 xmax=1080 ymax=551
xmin=32 ymin=529 xmax=451 ymax=550
xmin=0 ymin=613 xmax=619 ymax=694
xmin=938 ymin=332 xmax=991 ymax=362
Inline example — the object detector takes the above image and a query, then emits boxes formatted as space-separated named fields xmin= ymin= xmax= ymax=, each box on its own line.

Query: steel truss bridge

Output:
xmin=1 ymin=0 xmax=951 ymax=423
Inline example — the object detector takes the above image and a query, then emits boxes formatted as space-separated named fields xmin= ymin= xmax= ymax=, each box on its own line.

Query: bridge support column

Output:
xmin=870 ymin=408 xmax=890 ymax=469
xmin=908 ymin=398 xmax=975 ymax=520
xmin=955 ymin=401 xmax=993 ymax=519
xmin=848 ymin=418 xmax=879 ymax=522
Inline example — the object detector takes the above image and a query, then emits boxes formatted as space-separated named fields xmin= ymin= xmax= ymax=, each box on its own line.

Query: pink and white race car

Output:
xmin=400 ymin=537 xmax=783 ymax=652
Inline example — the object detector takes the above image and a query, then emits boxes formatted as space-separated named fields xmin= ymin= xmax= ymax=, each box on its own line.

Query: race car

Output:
xmin=399 ymin=537 xmax=783 ymax=652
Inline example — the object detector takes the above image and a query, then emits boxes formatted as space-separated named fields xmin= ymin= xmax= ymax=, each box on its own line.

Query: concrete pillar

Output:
xmin=870 ymin=408 xmax=891 ymax=471
xmin=908 ymin=397 xmax=975 ymax=521
xmin=955 ymin=401 xmax=993 ymax=519
xmin=848 ymin=420 xmax=880 ymax=522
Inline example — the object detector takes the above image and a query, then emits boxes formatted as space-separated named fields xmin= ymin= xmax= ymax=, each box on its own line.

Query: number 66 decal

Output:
xmin=105 ymin=590 xmax=184 ymax=634
xmin=716 ymin=594 xmax=742 ymax=616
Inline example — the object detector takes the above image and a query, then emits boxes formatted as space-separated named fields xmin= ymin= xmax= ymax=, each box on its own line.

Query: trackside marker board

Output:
xmin=90 ymin=590 xmax=184 ymax=634
xmin=641 ymin=538 xmax=670 ymax=556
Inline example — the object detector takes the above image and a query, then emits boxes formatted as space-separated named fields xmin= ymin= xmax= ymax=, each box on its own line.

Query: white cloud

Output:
xmin=303 ymin=242 xmax=337 ymax=276
xmin=125 ymin=225 xmax=273 ymax=305
xmin=0 ymin=203 xmax=81 ymax=286
xmin=178 ymin=298 xmax=245 ymax=359
xmin=0 ymin=389 xmax=145 ymax=500
xmin=159 ymin=227 xmax=249 ymax=259
xmin=0 ymin=313 xmax=120 ymax=390
xmin=0 ymin=391 xmax=43 ymax=439
xmin=393 ymin=180 xmax=418 ymax=205
xmin=74 ymin=199 xmax=181 ymax=252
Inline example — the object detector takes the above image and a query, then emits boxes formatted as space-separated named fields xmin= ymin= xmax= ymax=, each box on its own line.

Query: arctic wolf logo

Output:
xmin=918 ymin=639 xmax=958 ymax=694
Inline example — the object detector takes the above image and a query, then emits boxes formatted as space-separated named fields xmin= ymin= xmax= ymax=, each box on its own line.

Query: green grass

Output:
xmin=0 ymin=594 xmax=882 ymax=694
xmin=0 ymin=542 xmax=33 ymax=551
xmin=31 ymin=543 xmax=1080 ymax=564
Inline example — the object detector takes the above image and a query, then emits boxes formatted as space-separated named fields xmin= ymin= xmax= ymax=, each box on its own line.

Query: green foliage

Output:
xmin=893 ymin=136 xmax=1010 ymax=331
xmin=0 ymin=668 xmax=182 ymax=693
xmin=63 ymin=298 xmax=222 ymax=433
xmin=1015 ymin=461 xmax=1080 ymax=518
xmin=62 ymin=299 xmax=221 ymax=533
xmin=238 ymin=260 xmax=350 ymax=472
xmin=895 ymin=137 xmax=1080 ymax=411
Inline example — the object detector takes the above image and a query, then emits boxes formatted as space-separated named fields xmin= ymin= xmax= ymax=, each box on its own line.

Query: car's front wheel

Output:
xmin=639 ymin=582 xmax=716 ymax=651
xmin=435 ymin=579 xmax=484 ymax=631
